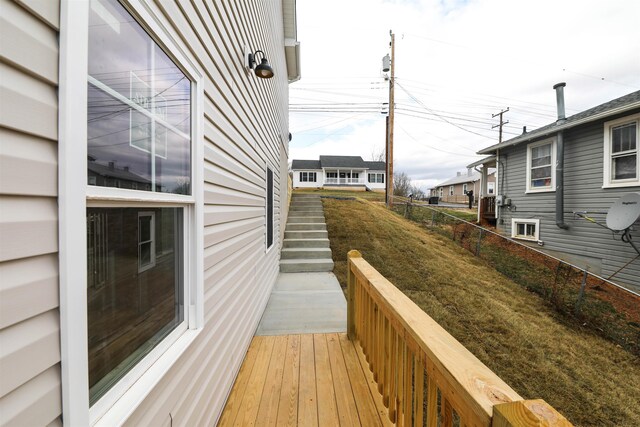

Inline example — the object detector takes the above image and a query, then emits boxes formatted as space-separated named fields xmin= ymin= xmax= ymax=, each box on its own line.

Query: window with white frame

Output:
xmin=439 ymin=187 xmax=443 ymax=197
xmin=299 ymin=171 xmax=317 ymax=182
xmin=488 ymin=182 xmax=495 ymax=194
xmin=368 ymin=173 xmax=384 ymax=183
xmin=511 ymin=218 xmax=540 ymax=241
xmin=85 ymin=0 xmax=197 ymax=411
xmin=526 ymin=139 xmax=556 ymax=192
xmin=462 ymin=183 xmax=468 ymax=194
xmin=449 ymin=186 xmax=454 ymax=196
xmin=603 ymin=113 xmax=640 ymax=187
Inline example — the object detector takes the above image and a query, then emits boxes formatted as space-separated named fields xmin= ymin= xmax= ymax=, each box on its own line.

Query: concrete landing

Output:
xmin=255 ymin=272 xmax=346 ymax=336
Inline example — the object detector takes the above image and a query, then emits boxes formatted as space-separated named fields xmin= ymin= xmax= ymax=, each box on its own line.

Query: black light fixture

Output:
xmin=247 ymin=50 xmax=274 ymax=79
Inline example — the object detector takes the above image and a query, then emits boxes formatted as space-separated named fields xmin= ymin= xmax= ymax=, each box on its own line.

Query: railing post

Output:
xmin=347 ymin=250 xmax=362 ymax=341
xmin=492 ymin=400 xmax=572 ymax=427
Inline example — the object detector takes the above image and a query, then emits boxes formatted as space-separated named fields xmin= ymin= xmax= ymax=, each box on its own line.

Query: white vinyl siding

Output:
xmin=0 ymin=1 xmax=62 ymax=426
xmin=603 ymin=113 xmax=640 ymax=188
xmin=99 ymin=1 xmax=288 ymax=425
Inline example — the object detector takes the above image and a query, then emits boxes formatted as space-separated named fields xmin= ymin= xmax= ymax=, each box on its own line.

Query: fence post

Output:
xmin=476 ymin=229 xmax=484 ymax=256
xmin=492 ymin=400 xmax=572 ymax=426
xmin=347 ymin=250 xmax=362 ymax=341
xmin=431 ymin=211 xmax=435 ymax=227
xmin=574 ymin=270 xmax=588 ymax=314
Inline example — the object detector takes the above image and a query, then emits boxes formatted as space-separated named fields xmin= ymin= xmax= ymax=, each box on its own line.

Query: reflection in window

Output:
xmin=87 ymin=207 xmax=183 ymax=405
xmin=87 ymin=0 xmax=191 ymax=194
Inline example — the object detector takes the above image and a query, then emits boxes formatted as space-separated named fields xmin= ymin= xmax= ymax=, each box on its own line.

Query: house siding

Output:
xmin=497 ymin=111 xmax=640 ymax=293
xmin=113 ymin=0 xmax=288 ymax=425
xmin=2 ymin=0 xmax=290 ymax=425
xmin=0 ymin=0 xmax=62 ymax=426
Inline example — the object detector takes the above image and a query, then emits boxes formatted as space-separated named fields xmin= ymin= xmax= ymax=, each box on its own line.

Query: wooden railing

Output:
xmin=480 ymin=196 xmax=496 ymax=219
xmin=346 ymin=250 xmax=572 ymax=427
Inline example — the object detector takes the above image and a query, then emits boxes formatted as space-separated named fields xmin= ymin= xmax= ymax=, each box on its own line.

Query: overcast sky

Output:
xmin=288 ymin=0 xmax=640 ymax=190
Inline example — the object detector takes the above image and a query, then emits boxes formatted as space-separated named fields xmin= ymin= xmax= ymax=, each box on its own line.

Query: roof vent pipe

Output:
xmin=553 ymin=82 xmax=567 ymax=123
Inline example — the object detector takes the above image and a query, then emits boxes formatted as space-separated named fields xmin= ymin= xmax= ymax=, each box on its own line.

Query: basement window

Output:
xmin=511 ymin=218 xmax=540 ymax=242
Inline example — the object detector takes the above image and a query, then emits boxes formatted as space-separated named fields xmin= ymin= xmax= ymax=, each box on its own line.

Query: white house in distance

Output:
xmin=291 ymin=155 xmax=386 ymax=191
xmin=0 ymin=0 xmax=298 ymax=425
xmin=431 ymin=169 xmax=496 ymax=204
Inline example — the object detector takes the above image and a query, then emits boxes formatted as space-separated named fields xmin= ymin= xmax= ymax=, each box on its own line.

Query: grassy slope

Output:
xmin=323 ymin=197 xmax=640 ymax=427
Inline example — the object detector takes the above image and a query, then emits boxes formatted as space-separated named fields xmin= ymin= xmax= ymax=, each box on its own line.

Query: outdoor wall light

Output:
xmin=247 ymin=50 xmax=274 ymax=79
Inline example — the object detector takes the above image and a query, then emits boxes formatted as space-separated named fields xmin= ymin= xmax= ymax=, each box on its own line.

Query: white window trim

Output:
xmin=511 ymin=218 xmax=540 ymax=242
xmin=266 ymin=163 xmax=275 ymax=253
xmin=488 ymin=182 xmax=495 ymax=194
xmin=449 ymin=185 xmax=454 ymax=196
xmin=603 ymin=112 xmax=640 ymax=188
xmin=59 ymin=1 xmax=204 ymax=425
xmin=525 ymin=138 xmax=557 ymax=193
xmin=462 ymin=183 xmax=468 ymax=194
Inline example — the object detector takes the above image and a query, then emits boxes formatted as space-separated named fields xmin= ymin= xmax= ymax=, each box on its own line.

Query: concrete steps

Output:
xmin=280 ymin=195 xmax=334 ymax=273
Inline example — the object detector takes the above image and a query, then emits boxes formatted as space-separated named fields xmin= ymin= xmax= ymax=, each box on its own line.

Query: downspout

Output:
xmin=554 ymin=82 xmax=569 ymax=229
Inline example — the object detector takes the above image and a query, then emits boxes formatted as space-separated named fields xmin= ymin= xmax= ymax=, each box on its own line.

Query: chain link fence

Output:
xmin=392 ymin=200 xmax=640 ymax=355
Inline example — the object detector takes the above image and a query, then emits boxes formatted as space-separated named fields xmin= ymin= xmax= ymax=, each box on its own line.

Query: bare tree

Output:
xmin=393 ymin=172 xmax=413 ymax=197
xmin=370 ymin=146 xmax=385 ymax=162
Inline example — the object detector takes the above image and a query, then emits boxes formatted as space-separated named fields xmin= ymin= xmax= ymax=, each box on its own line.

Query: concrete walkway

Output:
xmin=255 ymin=272 xmax=346 ymax=335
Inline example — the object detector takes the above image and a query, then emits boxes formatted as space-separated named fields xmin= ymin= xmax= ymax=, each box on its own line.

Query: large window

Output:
xmin=299 ymin=171 xmax=317 ymax=182
xmin=526 ymin=139 xmax=556 ymax=192
xmin=368 ymin=173 xmax=384 ymax=183
xmin=604 ymin=114 xmax=640 ymax=187
xmin=86 ymin=0 xmax=194 ymax=411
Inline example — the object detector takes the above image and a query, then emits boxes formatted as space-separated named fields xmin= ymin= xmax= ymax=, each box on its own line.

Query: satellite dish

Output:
xmin=606 ymin=192 xmax=640 ymax=231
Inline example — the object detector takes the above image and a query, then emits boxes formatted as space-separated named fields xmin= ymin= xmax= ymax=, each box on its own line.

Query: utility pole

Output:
xmin=386 ymin=31 xmax=395 ymax=208
xmin=492 ymin=107 xmax=509 ymax=144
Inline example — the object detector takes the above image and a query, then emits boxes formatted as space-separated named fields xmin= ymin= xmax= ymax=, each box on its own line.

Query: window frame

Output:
xmin=511 ymin=218 xmax=540 ymax=242
xmin=526 ymin=138 xmax=556 ymax=193
xmin=603 ymin=113 xmax=640 ymax=188
xmin=137 ymin=211 xmax=156 ymax=273
xmin=368 ymin=172 xmax=384 ymax=183
xmin=488 ymin=182 xmax=495 ymax=194
xmin=462 ymin=183 xmax=468 ymax=194
xmin=449 ymin=185 xmax=454 ymax=196
xmin=59 ymin=1 xmax=205 ymax=424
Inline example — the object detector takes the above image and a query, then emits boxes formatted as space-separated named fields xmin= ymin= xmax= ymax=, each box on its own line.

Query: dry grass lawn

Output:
xmin=322 ymin=196 xmax=640 ymax=427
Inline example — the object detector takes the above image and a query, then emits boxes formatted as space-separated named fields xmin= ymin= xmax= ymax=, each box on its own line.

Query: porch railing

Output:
xmin=480 ymin=196 xmax=496 ymax=219
xmin=346 ymin=250 xmax=572 ymax=427
xmin=325 ymin=177 xmax=365 ymax=185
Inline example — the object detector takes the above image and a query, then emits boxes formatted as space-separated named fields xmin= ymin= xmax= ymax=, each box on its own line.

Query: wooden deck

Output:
xmin=218 ymin=333 xmax=392 ymax=426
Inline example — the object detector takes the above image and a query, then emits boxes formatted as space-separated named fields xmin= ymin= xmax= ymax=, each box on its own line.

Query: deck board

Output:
xmin=219 ymin=333 xmax=390 ymax=426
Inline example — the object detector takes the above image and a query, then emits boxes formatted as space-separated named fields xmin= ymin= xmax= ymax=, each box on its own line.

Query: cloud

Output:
xmin=292 ymin=0 xmax=640 ymax=185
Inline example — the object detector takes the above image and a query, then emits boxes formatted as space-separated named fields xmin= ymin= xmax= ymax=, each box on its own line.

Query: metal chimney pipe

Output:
xmin=553 ymin=82 xmax=569 ymax=229
xmin=553 ymin=82 xmax=566 ymax=122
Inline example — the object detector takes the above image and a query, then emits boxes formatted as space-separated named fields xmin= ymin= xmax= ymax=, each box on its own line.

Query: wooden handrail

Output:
xmin=346 ymin=250 xmax=572 ymax=427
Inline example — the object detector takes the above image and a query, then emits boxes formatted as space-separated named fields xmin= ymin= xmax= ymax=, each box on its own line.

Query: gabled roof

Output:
xmin=435 ymin=172 xmax=482 ymax=187
xmin=291 ymin=156 xmax=386 ymax=170
xmin=319 ymin=155 xmax=367 ymax=168
xmin=364 ymin=161 xmax=386 ymax=170
xmin=291 ymin=159 xmax=321 ymax=169
xmin=478 ymin=90 xmax=640 ymax=155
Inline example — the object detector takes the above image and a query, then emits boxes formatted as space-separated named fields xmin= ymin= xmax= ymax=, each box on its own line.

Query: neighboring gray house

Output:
xmin=473 ymin=85 xmax=640 ymax=293
xmin=431 ymin=169 xmax=496 ymax=204
xmin=291 ymin=155 xmax=386 ymax=192
xmin=0 ymin=0 xmax=298 ymax=425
